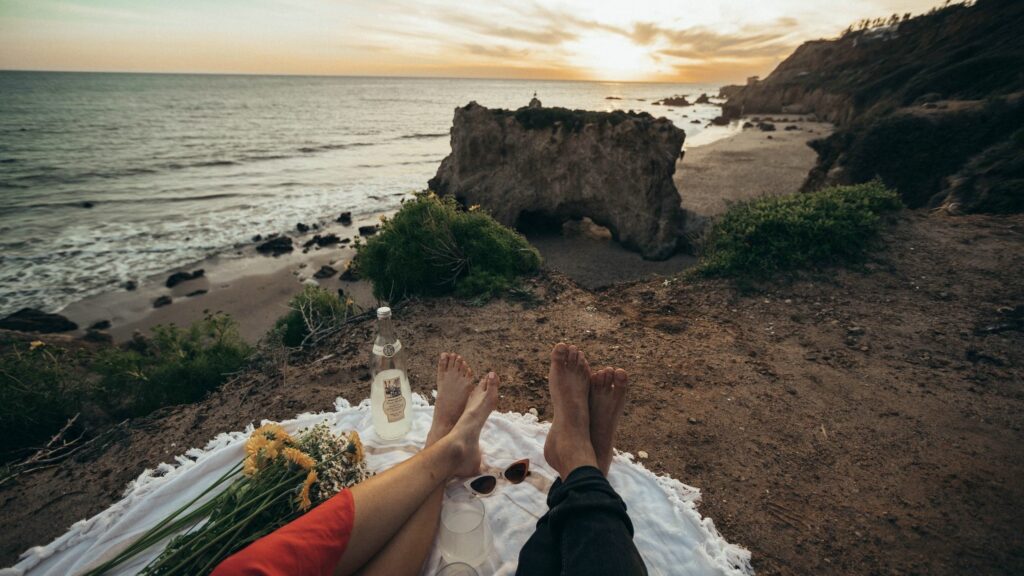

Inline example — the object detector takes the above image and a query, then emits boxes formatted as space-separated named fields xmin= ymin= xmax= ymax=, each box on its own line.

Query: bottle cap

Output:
xmin=376 ymin=306 xmax=392 ymax=319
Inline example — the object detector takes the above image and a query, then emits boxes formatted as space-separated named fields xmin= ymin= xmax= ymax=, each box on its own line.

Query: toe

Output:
xmin=552 ymin=343 xmax=569 ymax=363
xmin=567 ymin=345 xmax=579 ymax=366
xmin=613 ymin=368 xmax=629 ymax=388
xmin=577 ymin=350 xmax=590 ymax=374
xmin=438 ymin=352 xmax=449 ymax=371
xmin=602 ymin=368 xmax=615 ymax=387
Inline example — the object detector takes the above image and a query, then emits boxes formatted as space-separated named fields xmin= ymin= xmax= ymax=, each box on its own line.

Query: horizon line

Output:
xmin=0 ymin=68 xmax=733 ymax=86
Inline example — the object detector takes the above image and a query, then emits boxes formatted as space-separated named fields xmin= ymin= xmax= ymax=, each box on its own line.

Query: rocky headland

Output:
xmin=428 ymin=102 xmax=700 ymax=260
xmin=719 ymin=0 xmax=1024 ymax=212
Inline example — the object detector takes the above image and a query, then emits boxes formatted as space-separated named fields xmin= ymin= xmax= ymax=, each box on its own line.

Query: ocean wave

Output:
xmin=14 ymin=192 xmax=248 ymax=211
xmin=396 ymin=132 xmax=448 ymax=140
xmin=297 ymin=142 xmax=376 ymax=154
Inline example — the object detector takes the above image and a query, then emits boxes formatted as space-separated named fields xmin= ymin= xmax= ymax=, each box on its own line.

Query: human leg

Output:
xmin=351 ymin=354 xmax=478 ymax=576
xmin=517 ymin=345 xmax=644 ymax=576
xmin=335 ymin=371 xmax=498 ymax=576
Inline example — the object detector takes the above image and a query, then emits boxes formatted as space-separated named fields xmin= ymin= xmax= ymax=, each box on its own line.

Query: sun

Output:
xmin=567 ymin=33 xmax=661 ymax=82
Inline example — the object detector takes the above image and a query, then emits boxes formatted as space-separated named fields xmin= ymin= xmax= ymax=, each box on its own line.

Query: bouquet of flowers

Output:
xmin=87 ymin=422 xmax=372 ymax=575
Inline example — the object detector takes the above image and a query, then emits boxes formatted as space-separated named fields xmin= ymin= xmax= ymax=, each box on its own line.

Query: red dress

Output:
xmin=212 ymin=488 xmax=355 ymax=576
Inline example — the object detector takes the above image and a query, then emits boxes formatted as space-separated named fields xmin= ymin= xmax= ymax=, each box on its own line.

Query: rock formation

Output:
xmin=719 ymin=0 xmax=1024 ymax=212
xmin=428 ymin=102 xmax=696 ymax=260
xmin=0 ymin=308 xmax=78 ymax=333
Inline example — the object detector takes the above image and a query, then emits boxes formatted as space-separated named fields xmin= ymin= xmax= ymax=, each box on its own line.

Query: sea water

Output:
xmin=0 ymin=72 xmax=727 ymax=315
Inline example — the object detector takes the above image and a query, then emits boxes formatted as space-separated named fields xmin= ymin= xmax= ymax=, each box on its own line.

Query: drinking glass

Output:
xmin=436 ymin=562 xmax=478 ymax=576
xmin=438 ymin=492 xmax=492 ymax=566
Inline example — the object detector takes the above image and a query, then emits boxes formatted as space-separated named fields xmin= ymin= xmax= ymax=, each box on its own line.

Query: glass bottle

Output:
xmin=370 ymin=306 xmax=412 ymax=439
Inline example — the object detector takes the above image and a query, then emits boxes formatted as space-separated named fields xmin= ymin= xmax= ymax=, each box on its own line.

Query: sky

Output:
xmin=0 ymin=0 xmax=946 ymax=83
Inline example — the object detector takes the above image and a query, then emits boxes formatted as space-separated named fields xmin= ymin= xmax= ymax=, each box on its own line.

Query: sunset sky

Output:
xmin=0 ymin=0 xmax=945 ymax=83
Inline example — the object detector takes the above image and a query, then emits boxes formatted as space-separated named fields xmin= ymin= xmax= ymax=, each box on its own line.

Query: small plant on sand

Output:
xmin=353 ymin=193 xmax=541 ymax=300
xmin=273 ymin=286 xmax=360 ymax=348
xmin=698 ymin=182 xmax=902 ymax=279
xmin=92 ymin=313 xmax=251 ymax=418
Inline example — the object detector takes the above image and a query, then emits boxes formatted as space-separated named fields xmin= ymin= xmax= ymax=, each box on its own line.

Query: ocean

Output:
xmin=0 ymin=72 xmax=726 ymax=316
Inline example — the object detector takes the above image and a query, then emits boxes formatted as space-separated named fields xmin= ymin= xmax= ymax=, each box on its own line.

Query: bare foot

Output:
xmin=544 ymin=343 xmax=598 ymax=479
xmin=589 ymin=367 xmax=629 ymax=476
xmin=427 ymin=353 xmax=475 ymax=446
xmin=449 ymin=372 xmax=499 ymax=477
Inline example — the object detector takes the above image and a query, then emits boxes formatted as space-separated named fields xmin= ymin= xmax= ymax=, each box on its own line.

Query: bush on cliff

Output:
xmin=274 ymin=286 xmax=358 ymax=347
xmin=698 ymin=182 xmax=902 ymax=279
xmin=92 ymin=313 xmax=251 ymax=418
xmin=0 ymin=313 xmax=250 ymax=462
xmin=354 ymin=193 xmax=541 ymax=300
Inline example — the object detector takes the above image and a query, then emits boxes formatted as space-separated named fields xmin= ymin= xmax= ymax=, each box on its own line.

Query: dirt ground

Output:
xmin=2 ymin=210 xmax=1023 ymax=575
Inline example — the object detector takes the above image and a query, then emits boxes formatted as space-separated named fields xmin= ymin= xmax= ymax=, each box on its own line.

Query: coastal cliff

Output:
xmin=720 ymin=0 xmax=1024 ymax=212
xmin=428 ymin=102 xmax=695 ymax=260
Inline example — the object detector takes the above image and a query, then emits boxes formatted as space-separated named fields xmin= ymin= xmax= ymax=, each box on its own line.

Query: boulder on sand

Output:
xmin=428 ymin=102 xmax=697 ymax=259
xmin=0 ymin=308 xmax=78 ymax=333
xmin=358 ymin=225 xmax=379 ymax=236
xmin=337 ymin=212 xmax=353 ymax=225
xmin=313 ymin=265 xmax=338 ymax=279
xmin=165 ymin=269 xmax=205 ymax=288
xmin=256 ymin=236 xmax=294 ymax=255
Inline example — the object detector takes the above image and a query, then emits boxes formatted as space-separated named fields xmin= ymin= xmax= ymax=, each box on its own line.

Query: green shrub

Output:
xmin=354 ymin=193 xmax=541 ymax=300
xmin=498 ymin=106 xmax=653 ymax=132
xmin=92 ymin=313 xmax=251 ymax=417
xmin=698 ymin=182 xmax=902 ymax=279
xmin=273 ymin=286 xmax=357 ymax=347
xmin=0 ymin=340 xmax=81 ymax=457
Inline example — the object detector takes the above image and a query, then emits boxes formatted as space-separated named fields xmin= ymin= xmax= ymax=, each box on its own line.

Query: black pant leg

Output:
xmin=515 ymin=479 xmax=561 ymax=576
xmin=516 ymin=466 xmax=648 ymax=576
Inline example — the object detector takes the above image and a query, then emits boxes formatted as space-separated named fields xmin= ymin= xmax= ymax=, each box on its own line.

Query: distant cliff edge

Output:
xmin=720 ymin=0 xmax=1024 ymax=213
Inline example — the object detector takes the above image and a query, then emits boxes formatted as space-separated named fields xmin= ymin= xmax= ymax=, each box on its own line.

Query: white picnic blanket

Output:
xmin=2 ymin=394 xmax=753 ymax=576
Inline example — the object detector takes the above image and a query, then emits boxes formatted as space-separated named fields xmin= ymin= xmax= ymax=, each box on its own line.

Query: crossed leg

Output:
xmin=336 ymin=356 xmax=494 ymax=576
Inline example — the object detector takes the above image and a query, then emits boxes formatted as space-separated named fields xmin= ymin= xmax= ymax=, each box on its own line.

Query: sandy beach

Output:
xmin=58 ymin=117 xmax=831 ymax=341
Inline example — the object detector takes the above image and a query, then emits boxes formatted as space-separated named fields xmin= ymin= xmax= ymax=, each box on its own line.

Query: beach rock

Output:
xmin=340 ymin=265 xmax=359 ymax=281
xmin=256 ymin=236 xmax=294 ymax=255
xmin=123 ymin=280 xmax=138 ymax=291
xmin=252 ymin=234 xmax=263 ymax=242
xmin=358 ymin=225 xmax=379 ymax=236
xmin=429 ymin=102 xmax=698 ymax=259
xmin=710 ymin=116 xmax=730 ymax=126
xmin=605 ymin=96 xmax=622 ymax=100
xmin=153 ymin=295 xmax=172 ymax=308
xmin=303 ymin=233 xmax=342 ymax=248
xmin=0 ymin=308 xmax=78 ymax=333
xmin=785 ymin=125 xmax=800 ymax=131
xmin=296 ymin=222 xmax=310 ymax=233
xmin=691 ymin=119 xmax=702 ymax=124
xmin=313 ymin=265 xmax=338 ymax=279
xmin=82 ymin=330 xmax=113 ymax=344
xmin=743 ymin=121 xmax=754 ymax=128
xmin=186 ymin=289 xmax=208 ymax=297
xmin=81 ymin=201 xmax=95 ymax=209
xmin=759 ymin=122 xmax=777 ymax=132
xmin=88 ymin=320 xmax=112 ymax=330
xmin=165 ymin=269 xmax=205 ymax=288
xmin=340 ymin=238 xmax=352 ymax=245
xmin=695 ymin=93 xmax=711 ymax=104
xmin=337 ymin=212 xmax=353 ymax=225
xmin=654 ymin=95 xmax=691 ymax=106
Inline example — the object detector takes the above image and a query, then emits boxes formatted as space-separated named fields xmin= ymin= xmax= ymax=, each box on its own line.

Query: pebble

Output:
xmin=637 ymin=451 xmax=649 ymax=459
xmin=528 ymin=407 xmax=539 ymax=417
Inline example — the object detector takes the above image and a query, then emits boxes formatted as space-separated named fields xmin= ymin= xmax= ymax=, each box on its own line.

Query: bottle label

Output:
xmin=372 ymin=340 xmax=402 ymax=358
xmin=381 ymin=373 xmax=406 ymax=423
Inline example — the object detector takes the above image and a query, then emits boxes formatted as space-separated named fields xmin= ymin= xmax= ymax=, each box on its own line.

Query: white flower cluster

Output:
xmin=299 ymin=422 xmax=373 ymax=502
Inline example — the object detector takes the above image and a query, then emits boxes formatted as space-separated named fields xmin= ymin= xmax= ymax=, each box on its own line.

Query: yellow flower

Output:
xmin=298 ymin=470 xmax=317 ymax=511
xmin=255 ymin=423 xmax=292 ymax=444
xmin=282 ymin=447 xmax=315 ymax=470
xmin=348 ymin=431 xmax=364 ymax=464
xmin=30 ymin=341 xmax=44 ymax=350
xmin=243 ymin=457 xmax=259 ymax=476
